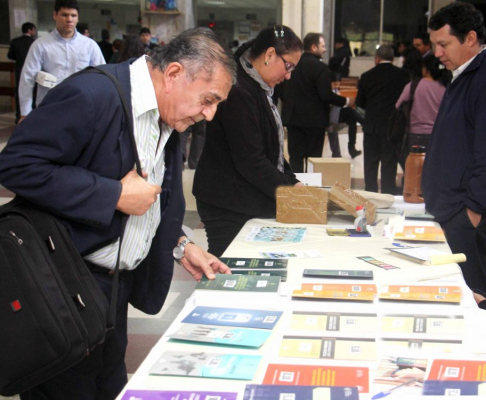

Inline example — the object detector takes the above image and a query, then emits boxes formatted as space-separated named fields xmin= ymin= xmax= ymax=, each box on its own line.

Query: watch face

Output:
xmin=173 ymin=245 xmax=183 ymax=260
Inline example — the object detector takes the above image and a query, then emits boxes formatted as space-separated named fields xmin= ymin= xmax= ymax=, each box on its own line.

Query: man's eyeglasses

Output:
xmin=279 ymin=55 xmax=296 ymax=72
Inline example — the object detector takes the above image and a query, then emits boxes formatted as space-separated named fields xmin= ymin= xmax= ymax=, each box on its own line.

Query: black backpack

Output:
xmin=0 ymin=67 xmax=141 ymax=396
xmin=387 ymin=78 xmax=421 ymax=153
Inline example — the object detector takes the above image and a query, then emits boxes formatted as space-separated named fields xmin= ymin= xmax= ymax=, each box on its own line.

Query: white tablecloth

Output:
xmin=117 ymin=198 xmax=486 ymax=400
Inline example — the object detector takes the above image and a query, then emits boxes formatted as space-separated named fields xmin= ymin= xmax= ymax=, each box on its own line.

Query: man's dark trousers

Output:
xmin=287 ymin=125 xmax=325 ymax=173
xmin=440 ymin=208 xmax=486 ymax=297
xmin=363 ymin=133 xmax=398 ymax=194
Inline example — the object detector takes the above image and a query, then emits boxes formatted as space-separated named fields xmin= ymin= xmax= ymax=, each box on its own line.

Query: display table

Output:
xmin=117 ymin=198 xmax=486 ymax=400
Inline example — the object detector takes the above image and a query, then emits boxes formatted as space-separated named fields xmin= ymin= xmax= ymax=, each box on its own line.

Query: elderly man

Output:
xmin=18 ymin=0 xmax=104 ymax=121
xmin=0 ymin=27 xmax=235 ymax=399
xmin=422 ymin=2 xmax=486 ymax=307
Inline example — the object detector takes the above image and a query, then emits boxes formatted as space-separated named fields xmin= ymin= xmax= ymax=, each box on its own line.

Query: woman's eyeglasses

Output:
xmin=279 ymin=55 xmax=296 ymax=72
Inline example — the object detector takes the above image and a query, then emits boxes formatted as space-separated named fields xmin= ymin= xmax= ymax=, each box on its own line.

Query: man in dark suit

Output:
xmin=0 ymin=27 xmax=235 ymax=400
xmin=280 ymin=32 xmax=355 ymax=173
xmin=7 ymin=22 xmax=36 ymax=124
xmin=98 ymin=29 xmax=114 ymax=63
xmin=356 ymin=44 xmax=409 ymax=194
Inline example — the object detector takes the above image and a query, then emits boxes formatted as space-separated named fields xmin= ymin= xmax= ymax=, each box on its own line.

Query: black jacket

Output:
xmin=193 ymin=62 xmax=298 ymax=218
xmin=280 ymin=52 xmax=346 ymax=129
xmin=329 ymin=46 xmax=352 ymax=78
xmin=356 ymin=62 xmax=410 ymax=135
xmin=97 ymin=40 xmax=113 ymax=63
xmin=423 ymin=50 xmax=486 ymax=222
xmin=8 ymin=35 xmax=35 ymax=80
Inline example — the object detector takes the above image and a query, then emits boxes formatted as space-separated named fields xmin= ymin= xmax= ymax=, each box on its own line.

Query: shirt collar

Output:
xmin=52 ymin=28 xmax=78 ymax=42
xmin=129 ymin=55 xmax=159 ymax=119
xmin=452 ymin=46 xmax=486 ymax=82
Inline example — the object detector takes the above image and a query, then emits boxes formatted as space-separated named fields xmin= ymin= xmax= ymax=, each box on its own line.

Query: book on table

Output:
xmin=121 ymin=390 xmax=238 ymax=400
xmin=181 ymin=306 xmax=283 ymax=330
xmin=195 ymin=274 xmax=281 ymax=293
xmin=292 ymin=283 xmax=377 ymax=302
xmin=243 ymin=384 xmax=359 ymax=400
xmin=393 ymin=225 xmax=446 ymax=242
xmin=290 ymin=311 xmax=378 ymax=334
xmin=148 ymin=350 xmax=261 ymax=380
xmin=262 ymin=364 xmax=369 ymax=393
xmin=167 ymin=324 xmax=271 ymax=348
xmin=422 ymin=359 xmax=486 ymax=396
xmin=303 ymin=269 xmax=374 ymax=279
xmin=221 ymin=257 xmax=288 ymax=281
xmin=279 ymin=336 xmax=376 ymax=361
xmin=379 ymin=285 xmax=462 ymax=303
xmin=380 ymin=314 xmax=465 ymax=335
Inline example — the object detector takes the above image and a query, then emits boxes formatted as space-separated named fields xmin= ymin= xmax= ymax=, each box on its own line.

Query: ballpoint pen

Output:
xmin=371 ymin=378 xmax=418 ymax=399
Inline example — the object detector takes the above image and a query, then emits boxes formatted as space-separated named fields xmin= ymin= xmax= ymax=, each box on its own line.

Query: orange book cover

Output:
xmin=393 ymin=226 xmax=446 ymax=242
xmin=293 ymin=283 xmax=377 ymax=301
xmin=262 ymin=363 xmax=369 ymax=392
xmin=379 ymin=285 xmax=461 ymax=303
xmin=427 ymin=359 xmax=486 ymax=381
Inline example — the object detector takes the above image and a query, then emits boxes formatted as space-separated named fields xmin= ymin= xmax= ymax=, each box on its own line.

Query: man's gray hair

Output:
xmin=150 ymin=27 xmax=237 ymax=84
xmin=376 ymin=44 xmax=394 ymax=61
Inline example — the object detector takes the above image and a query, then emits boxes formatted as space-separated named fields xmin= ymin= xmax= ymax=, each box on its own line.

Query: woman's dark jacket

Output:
xmin=193 ymin=61 xmax=298 ymax=218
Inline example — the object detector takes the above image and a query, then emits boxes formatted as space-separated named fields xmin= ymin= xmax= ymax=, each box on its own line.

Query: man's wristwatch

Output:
xmin=173 ymin=238 xmax=194 ymax=264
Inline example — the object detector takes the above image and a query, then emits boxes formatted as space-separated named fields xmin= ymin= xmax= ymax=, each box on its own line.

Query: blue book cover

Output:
xmin=422 ymin=380 xmax=486 ymax=396
xmin=168 ymin=324 xmax=271 ymax=348
xmin=149 ymin=351 xmax=262 ymax=380
xmin=243 ymin=385 xmax=359 ymax=400
xmin=182 ymin=306 xmax=283 ymax=330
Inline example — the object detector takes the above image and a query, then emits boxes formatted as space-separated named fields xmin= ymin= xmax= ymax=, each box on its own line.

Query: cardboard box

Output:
xmin=329 ymin=182 xmax=376 ymax=224
xmin=276 ymin=186 xmax=328 ymax=224
xmin=307 ymin=158 xmax=351 ymax=187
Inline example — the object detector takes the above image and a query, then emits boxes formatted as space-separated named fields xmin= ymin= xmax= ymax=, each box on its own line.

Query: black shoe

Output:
xmin=349 ymin=148 xmax=362 ymax=159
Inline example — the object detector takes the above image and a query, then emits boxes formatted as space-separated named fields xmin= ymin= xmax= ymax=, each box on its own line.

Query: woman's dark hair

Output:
xmin=429 ymin=1 xmax=485 ymax=44
xmin=118 ymin=35 xmax=146 ymax=63
xmin=422 ymin=54 xmax=451 ymax=87
xmin=402 ymin=47 xmax=423 ymax=80
xmin=112 ymin=39 xmax=122 ymax=51
xmin=234 ymin=25 xmax=303 ymax=60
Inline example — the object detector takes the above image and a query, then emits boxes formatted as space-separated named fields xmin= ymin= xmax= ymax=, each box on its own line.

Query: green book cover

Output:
xmin=196 ymin=274 xmax=281 ymax=293
xmin=221 ymin=257 xmax=288 ymax=270
xmin=232 ymin=269 xmax=287 ymax=282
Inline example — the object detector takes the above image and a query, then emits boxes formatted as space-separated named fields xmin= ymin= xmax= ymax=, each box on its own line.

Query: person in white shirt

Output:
xmin=18 ymin=0 xmax=104 ymax=121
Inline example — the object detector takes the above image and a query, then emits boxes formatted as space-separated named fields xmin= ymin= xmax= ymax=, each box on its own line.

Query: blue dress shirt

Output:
xmin=19 ymin=29 xmax=105 ymax=116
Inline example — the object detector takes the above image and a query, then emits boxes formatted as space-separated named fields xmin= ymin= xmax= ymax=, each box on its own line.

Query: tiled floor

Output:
xmin=0 ymin=109 xmax=395 ymax=399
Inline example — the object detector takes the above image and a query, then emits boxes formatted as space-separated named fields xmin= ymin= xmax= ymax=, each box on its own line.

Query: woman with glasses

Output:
xmin=193 ymin=26 xmax=304 ymax=257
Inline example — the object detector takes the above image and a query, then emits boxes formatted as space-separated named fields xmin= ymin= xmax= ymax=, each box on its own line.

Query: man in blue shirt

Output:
xmin=18 ymin=0 xmax=104 ymax=121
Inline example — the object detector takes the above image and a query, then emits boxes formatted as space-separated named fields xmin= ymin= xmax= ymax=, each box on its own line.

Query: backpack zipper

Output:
xmin=9 ymin=231 xmax=23 ymax=244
